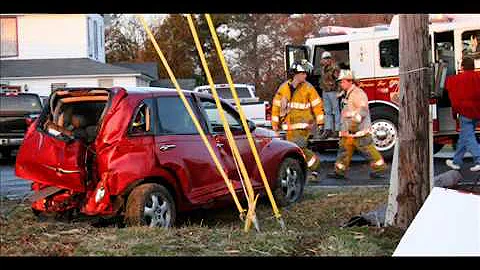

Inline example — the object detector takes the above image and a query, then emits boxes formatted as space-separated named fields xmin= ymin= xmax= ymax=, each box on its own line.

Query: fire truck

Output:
xmin=285 ymin=14 xmax=480 ymax=159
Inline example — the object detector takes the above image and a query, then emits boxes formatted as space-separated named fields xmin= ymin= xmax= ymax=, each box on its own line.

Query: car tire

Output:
xmin=124 ymin=183 xmax=176 ymax=228
xmin=272 ymin=157 xmax=305 ymax=207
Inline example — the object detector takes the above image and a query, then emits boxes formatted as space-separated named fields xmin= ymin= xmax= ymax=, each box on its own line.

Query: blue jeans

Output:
xmin=323 ymin=91 xmax=340 ymax=131
xmin=453 ymin=115 xmax=480 ymax=165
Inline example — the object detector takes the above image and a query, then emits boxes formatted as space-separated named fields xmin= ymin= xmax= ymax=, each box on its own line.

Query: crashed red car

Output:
xmin=16 ymin=87 xmax=307 ymax=227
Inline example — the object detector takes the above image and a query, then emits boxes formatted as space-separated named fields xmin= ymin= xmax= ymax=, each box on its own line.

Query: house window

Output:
xmin=0 ymin=17 xmax=18 ymax=57
xmin=98 ymin=78 xmax=113 ymax=88
xmin=87 ymin=17 xmax=93 ymax=57
xmin=51 ymin=83 xmax=67 ymax=92
xmin=93 ymin=20 xmax=98 ymax=59
xmin=379 ymin=39 xmax=399 ymax=68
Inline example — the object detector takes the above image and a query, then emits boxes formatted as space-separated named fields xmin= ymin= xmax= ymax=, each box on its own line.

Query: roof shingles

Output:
xmin=0 ymin=58 xmax=153 ymax=79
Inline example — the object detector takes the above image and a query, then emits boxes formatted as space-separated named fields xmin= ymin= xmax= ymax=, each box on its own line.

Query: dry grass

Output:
xmin=0 ymin=187 xmax=404 ymax=256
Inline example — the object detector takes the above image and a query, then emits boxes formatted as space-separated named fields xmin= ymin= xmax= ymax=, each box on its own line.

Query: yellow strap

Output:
xmin=205 ymin=14 xmax=283 ymax=226
xmin=137 ymin=15 xmax=246 ymax=219
xmin=186 ymin=15 xmax=257 ymax=232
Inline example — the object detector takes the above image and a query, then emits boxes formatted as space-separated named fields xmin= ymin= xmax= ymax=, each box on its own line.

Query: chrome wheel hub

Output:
xmin=280 ymin=167 xmax=300 ymax=201
xmin=144 ymin=194 xmax=171 ymax=228
xmin=371 ymin=119 xmax=397 ymax=152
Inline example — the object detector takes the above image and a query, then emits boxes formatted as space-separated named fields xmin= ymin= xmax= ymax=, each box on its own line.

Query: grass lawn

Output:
xmin=0 ymin=186 xmax=404 ymax=256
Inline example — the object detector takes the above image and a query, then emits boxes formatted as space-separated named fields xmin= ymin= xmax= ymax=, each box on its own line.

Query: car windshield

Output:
xmin=0 ymin=94 xmax=42 ymax=112
xmin=203 ymin=87 xmax=251 ymax=99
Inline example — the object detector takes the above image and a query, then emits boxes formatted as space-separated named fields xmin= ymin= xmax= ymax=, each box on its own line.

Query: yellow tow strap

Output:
xmin=205 ymin=14 xmax=285 ymax=229
xmin=136 ymin=15 xmax=247 ymax=221
xmin=186 ymin=15 xmax=259 ymax=232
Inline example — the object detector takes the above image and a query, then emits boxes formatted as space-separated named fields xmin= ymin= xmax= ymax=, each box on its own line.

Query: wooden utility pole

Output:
xmin=394 ymin=14 xmax=432 ymax=229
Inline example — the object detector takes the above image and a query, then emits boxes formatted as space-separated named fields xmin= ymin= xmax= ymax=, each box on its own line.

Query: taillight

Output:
xmin=25 ymin=114 xmax=40 ymax=127
xmin=265 ymin=103 xmax=272 ymax=121
xmin=429 ymin=101 xmax=439 ymax=133
xmin=433 ymin=119 xmax=440 ymax=133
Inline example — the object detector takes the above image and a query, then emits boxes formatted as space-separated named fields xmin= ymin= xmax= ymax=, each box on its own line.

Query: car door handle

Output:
xmin=159 ymin=144 xmax=176 ymax=151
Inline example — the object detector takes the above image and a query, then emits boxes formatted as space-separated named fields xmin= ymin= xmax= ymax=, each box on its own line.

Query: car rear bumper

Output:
xmin=0 ymin=137 xmax=23 ymax=148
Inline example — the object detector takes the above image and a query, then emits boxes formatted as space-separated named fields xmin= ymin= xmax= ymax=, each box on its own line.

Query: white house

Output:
xmin=0 ymin=14 xmax=154 ymax=96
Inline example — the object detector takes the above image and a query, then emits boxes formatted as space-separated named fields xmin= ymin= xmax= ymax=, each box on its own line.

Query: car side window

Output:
xmin=200 ymin=99 xmax=244 ymax=134
xmin=129 ymin=102 xmax=152 ymax=135
xmin=156 ymin=96 xmax=198 ymax=135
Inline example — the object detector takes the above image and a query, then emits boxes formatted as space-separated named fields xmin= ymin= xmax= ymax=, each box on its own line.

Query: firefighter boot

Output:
xmin=369 ymin=172 xmax=386 ymax=179
xmin=307 ymin=171 xmax=320 ymax=183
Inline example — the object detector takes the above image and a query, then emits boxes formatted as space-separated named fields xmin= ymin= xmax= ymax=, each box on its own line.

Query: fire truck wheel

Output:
xmin=124 ymin=183 xmax=176 ymax=228
xmin=370 ymin=107 xmax=398 ymax=160
xmin=273 ymin=157 xmax=305 ymax=207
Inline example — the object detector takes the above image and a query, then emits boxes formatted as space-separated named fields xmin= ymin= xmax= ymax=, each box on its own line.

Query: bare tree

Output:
xmin=105 ymin=14 xmax=143 ymax=63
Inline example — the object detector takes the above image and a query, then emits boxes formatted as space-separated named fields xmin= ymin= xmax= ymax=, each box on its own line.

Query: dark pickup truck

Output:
xmin=0 ymin=92 xmax=43 ymax=158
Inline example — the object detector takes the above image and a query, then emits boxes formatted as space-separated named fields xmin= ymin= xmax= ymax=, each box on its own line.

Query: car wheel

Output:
xmin=124 ymin=183 xmax=176 ymax=228
xmin=273 ymin=157 xmax=305 ymax=207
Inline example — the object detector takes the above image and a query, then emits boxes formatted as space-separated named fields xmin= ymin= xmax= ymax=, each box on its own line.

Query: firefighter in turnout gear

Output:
xmin=272 ymin=60 xmax=325 ymax=176
xmin=327 ymin=70 xmax=386 ymax=179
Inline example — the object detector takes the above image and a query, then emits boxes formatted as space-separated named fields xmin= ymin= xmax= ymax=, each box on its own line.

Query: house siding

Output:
xmin=1 ymin=14 xmax=105 ymax=62
xmin=5 ymin=75 xmax=142 ymax=96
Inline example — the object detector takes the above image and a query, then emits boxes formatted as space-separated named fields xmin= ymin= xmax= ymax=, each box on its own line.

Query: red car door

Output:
xmin=153 ymin=95 xmax=231 ymax=205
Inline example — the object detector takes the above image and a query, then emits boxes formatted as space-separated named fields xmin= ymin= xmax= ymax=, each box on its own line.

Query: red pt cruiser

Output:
xmin=16 ymin=87 xmax=307 ymax=227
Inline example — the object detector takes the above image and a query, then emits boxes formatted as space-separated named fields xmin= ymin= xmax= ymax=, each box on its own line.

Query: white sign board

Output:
xmin=393 ymin=187 xmax=480 ymax=256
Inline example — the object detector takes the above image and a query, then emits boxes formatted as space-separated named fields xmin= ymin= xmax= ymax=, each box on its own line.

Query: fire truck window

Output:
xmin=313 ymin=43 xmax=350 ymax=76
xmin=379 ymin=39 xmax=399 ymax=68
xmin=432 ymin=31 xmax=455 ymax=108
xmin=434 ymin=31 xmax=455 ymax=77
xmin=462 ymin=30 xmax=480 ymax=60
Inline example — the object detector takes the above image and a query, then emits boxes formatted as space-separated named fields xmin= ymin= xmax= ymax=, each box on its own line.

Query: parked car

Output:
xmin=0 ymin=91 xmax=43 ymax=158
xmin=15 ymin=87 xmax=307 ymax=227
xmin=193 ymin=83 xmax=272 ymax=128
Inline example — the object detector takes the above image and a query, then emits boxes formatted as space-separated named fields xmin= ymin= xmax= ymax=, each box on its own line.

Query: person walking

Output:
xmin=271 ymin=60 xmax=325 ymax=178
xmin=444 ymin=56 xmax=480 ymax=172
xmin=317 ymin=51 xmax=341 ymax=139
xmin=327 ymin=69 xmax=386 ymax=179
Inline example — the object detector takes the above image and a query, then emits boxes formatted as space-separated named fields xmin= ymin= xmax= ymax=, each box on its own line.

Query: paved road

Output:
xmin=1 ymin=147 xmax=479 ymax=199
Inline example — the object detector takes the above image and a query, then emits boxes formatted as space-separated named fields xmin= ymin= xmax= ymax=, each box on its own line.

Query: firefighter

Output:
xmin=317 ymin=51 xmax=341 ymax=139
xmin=271 ymin=60 xmax=325 ymax=178
xmin=327 ymin=69 xmax=386 ymax=179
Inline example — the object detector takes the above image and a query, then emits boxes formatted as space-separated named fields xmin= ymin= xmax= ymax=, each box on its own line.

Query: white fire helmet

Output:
xmin=290 ymin=59 xmax=313 ymax=74
xmin=321 ymin=51 xmax=332 ymax=59
xmin=337 ymin=69 xmax=354 ymax=81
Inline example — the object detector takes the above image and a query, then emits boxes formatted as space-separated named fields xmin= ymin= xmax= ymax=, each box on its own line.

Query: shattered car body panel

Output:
xmin=15 ymin=87 xmax=307 ymax=224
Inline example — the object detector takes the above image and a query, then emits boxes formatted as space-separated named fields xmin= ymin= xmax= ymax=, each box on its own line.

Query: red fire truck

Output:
xmin=285 ymin=14 xmax=480 ymax=159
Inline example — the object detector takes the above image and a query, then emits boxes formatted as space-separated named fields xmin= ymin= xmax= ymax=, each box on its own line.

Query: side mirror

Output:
xmin=25 ymin=114 xmax=40 ymax=127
